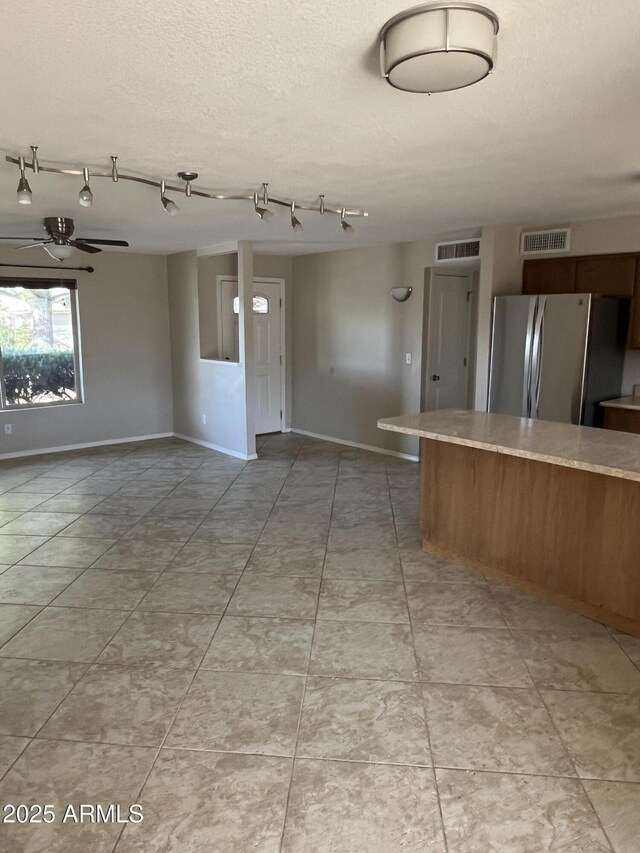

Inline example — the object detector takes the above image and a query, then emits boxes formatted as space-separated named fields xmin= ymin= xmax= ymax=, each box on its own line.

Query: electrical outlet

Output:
xmin=405 ymin=353 xmax=412 ymax=365
xmin=4 ymin=424 xmax=12 ymax=435
xmin=202 ymin=414 xmax=207 ymax=425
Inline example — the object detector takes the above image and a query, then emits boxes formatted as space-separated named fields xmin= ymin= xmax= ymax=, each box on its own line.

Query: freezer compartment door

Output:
xmin=536 ymin=294 xmax=591 ymax=424
xmin=489 ymin=296 xmax=537 ymax=417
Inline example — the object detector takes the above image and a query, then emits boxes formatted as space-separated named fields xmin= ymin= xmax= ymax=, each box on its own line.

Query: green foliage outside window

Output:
xmin=1 ymin=350 xmax=76 ymax=405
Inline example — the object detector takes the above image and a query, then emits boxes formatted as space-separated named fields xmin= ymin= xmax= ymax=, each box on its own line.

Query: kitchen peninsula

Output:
xmin=379 ymin=410 xmax=640 ymax=637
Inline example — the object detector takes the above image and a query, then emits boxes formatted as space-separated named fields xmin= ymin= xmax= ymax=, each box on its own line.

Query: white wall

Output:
xmin=0 ymin=248 xmax=173 ymax=455
xmin=291 ymin=243 xmax=423 ymax=456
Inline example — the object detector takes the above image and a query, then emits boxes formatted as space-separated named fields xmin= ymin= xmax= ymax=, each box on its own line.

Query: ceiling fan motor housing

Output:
xmin=44 ymin=217 xmax=75 ymax=241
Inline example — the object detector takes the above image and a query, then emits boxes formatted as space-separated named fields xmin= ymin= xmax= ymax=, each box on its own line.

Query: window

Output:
xmin=232 ymin=295 xmax=270 ymax=314
xmin=0 ymin=280 xmax=82 ymax=409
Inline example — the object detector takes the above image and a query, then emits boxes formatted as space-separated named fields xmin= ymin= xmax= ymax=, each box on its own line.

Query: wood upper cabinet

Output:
xmin=629 ymin=262 xmax=640 ymax=349
xmin=575 ymin=255 xmax=637 ymax=297
xmin=522 ymin=258 xmax=577 ymax=295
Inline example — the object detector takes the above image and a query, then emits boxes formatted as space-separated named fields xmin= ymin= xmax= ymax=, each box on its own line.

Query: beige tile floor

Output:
xmin=0 ymin=433 xmax=638 ymax=851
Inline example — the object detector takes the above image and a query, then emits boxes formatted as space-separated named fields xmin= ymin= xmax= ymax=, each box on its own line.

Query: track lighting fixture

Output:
xmin=160 ymin=180 xmax=179 ymax=216
xmin=340 ymin=208 xmax=354 ymax=233
xmin=78 ymin=168 xmax=93 ymax=207
xmin=6 ymin=149 xmax=369 ymax=230
xmin=177 ymin=171 xmax=198 ymax=198
xmin=290 ymin=201 xmax=303 ymax=231
xmin=254 ymin=192 xmax=274 ymax=221
xmin=16 ymin=156 xmax=32 ymax=205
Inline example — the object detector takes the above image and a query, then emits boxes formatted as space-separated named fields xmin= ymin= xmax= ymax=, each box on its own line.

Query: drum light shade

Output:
xmin=379 ymin=2 xmax=499 ymax=94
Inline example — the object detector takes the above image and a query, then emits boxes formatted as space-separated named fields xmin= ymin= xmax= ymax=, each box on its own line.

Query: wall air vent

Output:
xmin=520 ymin=229 xmax=571 ymax=255
xmin=435 ymin=239 xmax=481 ymax=263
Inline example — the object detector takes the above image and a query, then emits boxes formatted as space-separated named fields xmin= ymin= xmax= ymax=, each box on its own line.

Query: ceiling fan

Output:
xmin=0 ymin=217 xmax=129 ymax=260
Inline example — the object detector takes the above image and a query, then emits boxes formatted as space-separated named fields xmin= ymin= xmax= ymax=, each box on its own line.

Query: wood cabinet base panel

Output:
xmin=420 ymin=438 xmax=640 ymax=637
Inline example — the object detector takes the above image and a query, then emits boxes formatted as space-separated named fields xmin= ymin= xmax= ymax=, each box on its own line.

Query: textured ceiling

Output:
xmin=0 ymin=0 xmax=639 ymax=255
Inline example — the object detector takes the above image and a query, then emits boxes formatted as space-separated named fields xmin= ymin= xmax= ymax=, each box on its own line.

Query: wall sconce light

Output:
xmin=391 ymin=286 xmax=413 ymax=303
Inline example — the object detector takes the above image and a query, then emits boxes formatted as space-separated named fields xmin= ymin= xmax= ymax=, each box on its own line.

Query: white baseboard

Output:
xmin=0 ymin=432 xmax=174 ymax=461
xmin=290 ymin=428 xmax=419 ymax=462
xmin=173 ymin=432 xmax=257 ymax=461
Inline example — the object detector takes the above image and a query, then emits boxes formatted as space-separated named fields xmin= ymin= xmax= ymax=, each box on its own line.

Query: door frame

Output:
xmin=216 ymin=275 xmax=286 ymax=434
xmin=422 ymin=266 xmax=476 ymax=411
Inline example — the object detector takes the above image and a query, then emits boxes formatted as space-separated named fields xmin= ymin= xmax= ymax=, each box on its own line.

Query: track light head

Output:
xmin=111 ymin=155 xmax=119 ymax=182
xmin=17 ymin=176 xmax=33 ymax=205
xmin=290 ymin=201 xmax=303 ymax=231
xmin=16 ymin=156 xmax=33 ymax=204
xmin=340 ymin=207 xmax=354 ymax=233
xmin=78 ymin=168 xmax=93 ymax=207
xmin=160 ymin=180 xmax=179 ymax=216
xmin=254 ymin=192 xmax=274 ymax=221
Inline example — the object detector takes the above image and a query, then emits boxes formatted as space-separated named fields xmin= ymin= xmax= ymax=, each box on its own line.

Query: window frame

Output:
xmin=0 ymin=277 xmax=84 ymax=411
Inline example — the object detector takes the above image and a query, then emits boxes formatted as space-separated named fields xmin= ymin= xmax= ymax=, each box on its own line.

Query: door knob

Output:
xmin=431 ymin=375 xmax=440 ymax=381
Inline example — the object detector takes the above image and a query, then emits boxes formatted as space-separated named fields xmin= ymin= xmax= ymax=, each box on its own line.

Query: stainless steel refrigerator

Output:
xmin=488 ymin=293 xmax=629 ymax=426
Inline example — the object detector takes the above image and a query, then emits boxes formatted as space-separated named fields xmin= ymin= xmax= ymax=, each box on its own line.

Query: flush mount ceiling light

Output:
xmin=5 ymin=149 xmax=368 ymax=233
xmin=379 ymin=2 xmax=499 ymax=94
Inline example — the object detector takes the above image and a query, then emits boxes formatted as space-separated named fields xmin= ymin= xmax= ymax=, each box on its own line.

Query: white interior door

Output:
xmin=423 ymin=271 xmax=473 ymax=411
xmin=253 ymin=281 xmax=283 ymax=434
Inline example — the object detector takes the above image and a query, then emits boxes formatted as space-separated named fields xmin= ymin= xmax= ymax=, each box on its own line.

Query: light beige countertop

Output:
xmin=600 ymin=396 xmax=640 ymax=411
xmin=378 ymin=409 xmax=640 ymax=483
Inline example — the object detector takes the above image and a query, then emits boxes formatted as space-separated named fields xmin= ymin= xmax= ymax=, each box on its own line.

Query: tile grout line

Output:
xmin=110 ymin=436 xmax=305 ymax=852
xmin=278 ymin=437 xmax=339 ymax=853
xmin=386 ymin=463 xmax=450 ymax=853
xmin=106 ymin=445 xmax=249 ymax=851
xmin=488 ymin=582 xmax=617 ymax=853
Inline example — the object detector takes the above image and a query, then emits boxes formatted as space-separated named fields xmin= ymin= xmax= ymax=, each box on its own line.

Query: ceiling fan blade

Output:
xmin=17 ymin=241 xmax=50 ymax=250
xmin=0 ymin=236 xmax=43 ymax=241
xmin=67 ymin=239 xmax=101 ymax=254
xmin=75 ymin=238 xmax=129 ymax=247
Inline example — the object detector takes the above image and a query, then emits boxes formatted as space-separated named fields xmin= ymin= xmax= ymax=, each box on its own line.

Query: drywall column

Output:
xmin=238 ymin=241 xmax=256 ymax=458
xmin=168 ymin=247 xmax=254 ymax=459
xmin=474 ymin=226 xmax=496 ymax=410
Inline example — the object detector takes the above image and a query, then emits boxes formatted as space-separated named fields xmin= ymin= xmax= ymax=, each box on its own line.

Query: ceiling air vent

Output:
xmin=435 ymin=239 xmax=481 ymax=263
xmin=521 ymin=229 xmax=571 ymax=255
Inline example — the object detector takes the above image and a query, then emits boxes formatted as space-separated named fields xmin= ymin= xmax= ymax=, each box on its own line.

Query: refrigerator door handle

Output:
xmin=531 ymin=296 xmax=546 ymax=418
xmin=523 ymin=298 xmax=537 ymax=417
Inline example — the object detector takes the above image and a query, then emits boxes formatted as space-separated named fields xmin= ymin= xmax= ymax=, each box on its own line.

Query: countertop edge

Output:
xmin=377 ymin=418 xmax=640 ymax=483
xmin=600 ymin=397 xmax=640 ymax=411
